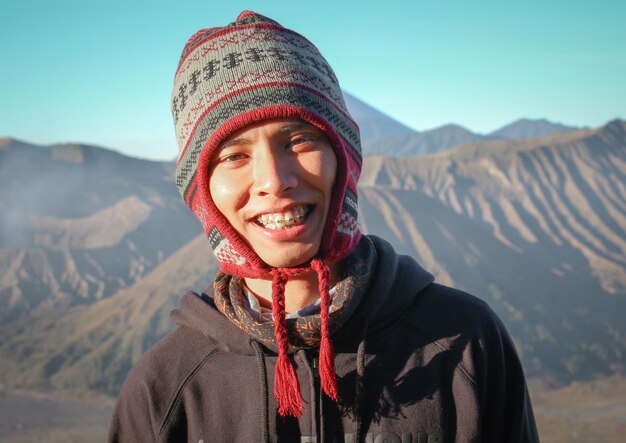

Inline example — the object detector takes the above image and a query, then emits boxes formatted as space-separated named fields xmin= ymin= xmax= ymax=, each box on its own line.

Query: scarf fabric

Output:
xmin=243 ymin=283 xmax=333 ymax=322
xmin=212 ymin=237 xmax=375 ymax=413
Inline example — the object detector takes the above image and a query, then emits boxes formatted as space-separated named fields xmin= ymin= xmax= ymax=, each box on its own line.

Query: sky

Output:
xmin=1 ymin=0 xmax=624 ymax=160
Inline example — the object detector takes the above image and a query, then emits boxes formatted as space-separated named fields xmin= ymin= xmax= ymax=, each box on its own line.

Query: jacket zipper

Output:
xmin=307 ymin=349 xmax=321 ymax=439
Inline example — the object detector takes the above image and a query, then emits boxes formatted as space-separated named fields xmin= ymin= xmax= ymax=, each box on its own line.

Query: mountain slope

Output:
xmin=343 ymin=92 xmax=417 ymax=142
xmin=0 ymin=234 xmax=217 ymax=394
xmin=0 ymin=140 xmax=202 ymax=323
xmin=361 ymin=120 xmax=626 ymax=295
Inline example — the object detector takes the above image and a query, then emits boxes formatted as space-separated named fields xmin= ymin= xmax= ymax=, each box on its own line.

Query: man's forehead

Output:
xmin=218 ymin=119 xmax=321 ymax=148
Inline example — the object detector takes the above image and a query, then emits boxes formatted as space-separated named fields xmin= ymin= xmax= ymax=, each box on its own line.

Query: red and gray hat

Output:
xmin=172 ymin=10 xmax=362 ymax=417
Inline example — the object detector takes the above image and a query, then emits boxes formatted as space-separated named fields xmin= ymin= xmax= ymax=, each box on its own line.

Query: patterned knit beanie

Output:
xmin=172 ymin=11 xmax=362 ymax=417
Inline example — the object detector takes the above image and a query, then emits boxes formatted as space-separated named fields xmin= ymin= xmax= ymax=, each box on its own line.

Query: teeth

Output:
xmin=256 ymin=205 xmax=309 ymax=230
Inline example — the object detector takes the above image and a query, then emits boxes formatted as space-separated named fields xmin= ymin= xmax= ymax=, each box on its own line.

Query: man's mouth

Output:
xmin=255 ymin=205 xmax=312 ymax=230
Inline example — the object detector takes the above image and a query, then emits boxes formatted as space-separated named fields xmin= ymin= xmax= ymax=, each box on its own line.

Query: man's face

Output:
xmin=209 ymin=118 xmax=337 ymax=268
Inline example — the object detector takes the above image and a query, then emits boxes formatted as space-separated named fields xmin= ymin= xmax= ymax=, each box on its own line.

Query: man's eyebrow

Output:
xmin=277 ymin=121 xmax=313 ymax=134
xmin=218 ymin=122 xmax=316 ymax=150
xmin=219 ymin=136 xmax=250 ymax=150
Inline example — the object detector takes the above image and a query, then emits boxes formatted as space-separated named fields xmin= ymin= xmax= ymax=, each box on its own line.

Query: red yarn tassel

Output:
xmin=271 ymin=270 xmax=303 ymax=417
xmin=274 ymin=353 xmax=304 ymax=417
xmin=311 ymin=259 xmax=338 ymax=400
xmin=319 ymin=332 xmax=338 ymax=400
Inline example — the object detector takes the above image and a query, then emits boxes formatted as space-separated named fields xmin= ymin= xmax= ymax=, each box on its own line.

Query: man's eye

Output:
xmin=288 ymin=135 xmax=316 ymax=148
xmin=218 ymin=153 xmax=248 ymax=164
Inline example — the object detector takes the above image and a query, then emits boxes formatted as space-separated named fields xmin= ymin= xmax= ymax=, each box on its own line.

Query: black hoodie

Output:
xmin=109 ymin=236 xmax=539 ymax=442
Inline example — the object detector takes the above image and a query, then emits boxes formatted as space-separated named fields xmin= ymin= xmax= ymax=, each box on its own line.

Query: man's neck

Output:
xmin=244 ymin=261 xmax=341 ymax=313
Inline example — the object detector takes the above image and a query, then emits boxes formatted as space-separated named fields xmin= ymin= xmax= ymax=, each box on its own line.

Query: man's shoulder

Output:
xmin=396 ymin=283 xmax=519 ymax=389
xmin=408 ymin=282 xmax=511 ymax=349
xmin=417 ymin=283 xmax=497 ymax=321
xmin=128 ymin=324 xmax=218 ymax=384
xmin=118 ymin=323 xmax=219 ymax=413
xmin=110 ymin=324 xmax=219 ymax=439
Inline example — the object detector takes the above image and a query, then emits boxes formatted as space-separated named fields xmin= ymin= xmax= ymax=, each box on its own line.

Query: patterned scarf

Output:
xmin=212 ymin=237 xmax=375 ymax=415
xmin=212 ymin=236 xmax=374 ymax=349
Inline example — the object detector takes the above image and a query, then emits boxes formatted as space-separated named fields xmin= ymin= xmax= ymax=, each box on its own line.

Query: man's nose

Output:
xmin=251 ymin=147 xmax=297 ymax=196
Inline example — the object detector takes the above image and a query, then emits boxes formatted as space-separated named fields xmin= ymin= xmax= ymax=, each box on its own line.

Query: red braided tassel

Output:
xmin=319 ymin=333 xmax=338 ymax=400
xmin=271 ymin=270 xmax=303 ymax=417
xmin=311 ymin=259 xmax=338 ymax=400
xmin=274 ymin=353 xmax=303 ymax=417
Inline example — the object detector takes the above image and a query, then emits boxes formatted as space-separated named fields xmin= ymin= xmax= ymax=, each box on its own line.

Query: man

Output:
xmin=109 ymin=11 xmax=539 ymax=442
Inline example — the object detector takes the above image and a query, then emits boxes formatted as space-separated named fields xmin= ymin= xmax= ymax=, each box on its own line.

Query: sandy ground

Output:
xmin=0 ymin=388 xmax=112 ymax=443
xmin=530 ymin=376 xmax=626 ymax=443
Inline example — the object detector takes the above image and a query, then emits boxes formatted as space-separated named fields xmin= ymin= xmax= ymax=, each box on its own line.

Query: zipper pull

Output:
xmin=309 ymin=350 xmax=319 ymax=379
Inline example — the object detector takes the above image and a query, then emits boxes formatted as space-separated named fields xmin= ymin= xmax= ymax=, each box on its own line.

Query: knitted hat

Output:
xmin=172 ymin=10 xmax=362 ymax=417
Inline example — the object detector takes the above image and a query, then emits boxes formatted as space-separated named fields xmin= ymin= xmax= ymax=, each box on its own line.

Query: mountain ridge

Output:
xmin=344 ymin=93 xmax=584 ymax=155
xmin=492 ymin=118 xmax=581 ymax=140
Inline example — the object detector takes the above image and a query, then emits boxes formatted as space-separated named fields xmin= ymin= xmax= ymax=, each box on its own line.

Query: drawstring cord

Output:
xmin=269 ymin=259 xmax=338 ymax=417
xmin=250 ymin=340 xmax=270 ymax=443
xmin=311 ymin=258 xmax=339 ymax=401
xmin=271 ymin=269 xmax=303 ymax=417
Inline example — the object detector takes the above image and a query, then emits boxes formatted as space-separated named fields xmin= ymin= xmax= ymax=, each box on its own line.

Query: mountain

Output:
xmin=342 ymin=93 xmax=487 ymax=155
xmin=364 ymin=123 xmax=490 ymax=156
xmin=0 ymin=120 xmax=624 ymax=399
xmin=343 ymin=92 xmax=417 ymax=142
xmin=491 ymin=118 xmax=580 ymax=140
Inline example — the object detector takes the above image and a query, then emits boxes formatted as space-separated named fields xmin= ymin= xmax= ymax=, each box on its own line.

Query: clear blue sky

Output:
xmin=1 ymin=0 xmax=624 ymax=160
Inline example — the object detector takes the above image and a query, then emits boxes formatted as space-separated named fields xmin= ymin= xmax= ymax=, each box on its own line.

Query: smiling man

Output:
xmin=109 ymin=11 xmax=539 ymax=443
xmin=209 ymin=120 xmax=338 ymax=270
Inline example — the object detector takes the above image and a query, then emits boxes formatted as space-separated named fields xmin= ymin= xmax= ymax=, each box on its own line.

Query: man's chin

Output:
xmin=258 ymin=247 xmax=318 ymax=269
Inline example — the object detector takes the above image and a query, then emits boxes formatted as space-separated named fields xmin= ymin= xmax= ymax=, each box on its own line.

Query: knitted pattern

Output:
xmin=172 ymin=10 xmax=362 ymax=278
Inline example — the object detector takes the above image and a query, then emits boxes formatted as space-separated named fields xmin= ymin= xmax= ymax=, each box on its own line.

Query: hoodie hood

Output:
xmin=171 ymin=235 xmax=434 ymax=355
